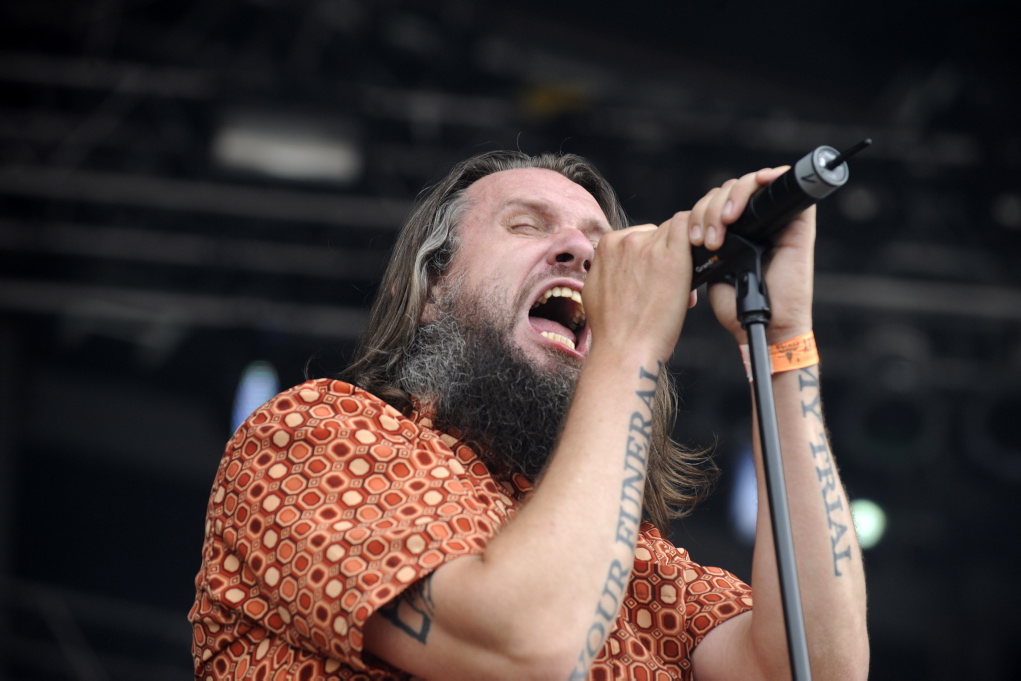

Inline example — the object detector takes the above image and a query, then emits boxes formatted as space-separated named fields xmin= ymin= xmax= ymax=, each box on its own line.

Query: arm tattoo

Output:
xmin=377 ymin=574 xmax=437 ymax=644
xmin=799 ymin=366 xmax=853 ymax=576
xmin=571 ymin=363 xmax=659 ymax=679
xmin=798 ymin=367 xmax=823 ymax=421
xmin=569 ymin=560 xmax=630 ymax=680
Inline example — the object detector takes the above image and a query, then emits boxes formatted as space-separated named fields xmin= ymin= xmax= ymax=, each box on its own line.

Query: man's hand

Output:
xmin=584 ymin=216 xmax=696 ymax=366
xmin=686 ymin=167 xmax=816 ymax=344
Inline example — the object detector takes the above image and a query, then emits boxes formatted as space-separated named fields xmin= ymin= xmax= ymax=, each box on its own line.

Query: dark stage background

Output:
xmin=1 ymin=1 xmax=1019 ymax=679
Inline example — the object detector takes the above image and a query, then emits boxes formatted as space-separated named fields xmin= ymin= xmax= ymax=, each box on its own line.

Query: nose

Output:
xmin=549 ymin=228 xmax=595 ymax=272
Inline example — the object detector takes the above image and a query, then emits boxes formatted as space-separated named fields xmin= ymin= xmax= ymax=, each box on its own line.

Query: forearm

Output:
xmin=511 ymin=346 xmax=662 ymax=670
xmin=747 ymin=364 xmax=869 ymax=679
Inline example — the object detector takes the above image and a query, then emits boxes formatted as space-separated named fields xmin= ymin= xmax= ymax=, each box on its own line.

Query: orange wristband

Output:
xmin=740 ymin=331 xmax=819 ymax=381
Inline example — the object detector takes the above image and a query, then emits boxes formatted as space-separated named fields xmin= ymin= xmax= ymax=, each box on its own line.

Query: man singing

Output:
xmin=190 ymin=150 xmax=869 ymax=679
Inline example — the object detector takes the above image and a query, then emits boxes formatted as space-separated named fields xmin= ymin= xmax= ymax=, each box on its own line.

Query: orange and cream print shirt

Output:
xmin=190 ymin=379 xmax=753 ymax=680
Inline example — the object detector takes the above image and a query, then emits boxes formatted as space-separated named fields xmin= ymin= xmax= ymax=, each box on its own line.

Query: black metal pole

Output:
xmin=746 ymin=318 xmax=812 ymax=680
xmin=733 ymin=260 xmax=812 ymax=680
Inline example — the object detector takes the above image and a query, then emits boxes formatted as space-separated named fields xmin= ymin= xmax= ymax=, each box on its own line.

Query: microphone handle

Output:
xmin=690 ymin=143 xmax=861 ymax=290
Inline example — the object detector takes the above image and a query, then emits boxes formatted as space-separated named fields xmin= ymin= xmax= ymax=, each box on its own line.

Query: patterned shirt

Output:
xmin=190 ymin=379 xmax=753 ymax=680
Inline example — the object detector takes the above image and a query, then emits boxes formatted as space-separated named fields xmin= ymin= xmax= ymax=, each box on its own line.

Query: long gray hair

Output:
xmin=341 ymin=150 xmax=716 ymax=531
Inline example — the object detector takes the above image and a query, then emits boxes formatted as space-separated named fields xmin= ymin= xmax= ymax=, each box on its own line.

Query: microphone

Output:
xmin=690 ymin=138 xmax=871 ymax=290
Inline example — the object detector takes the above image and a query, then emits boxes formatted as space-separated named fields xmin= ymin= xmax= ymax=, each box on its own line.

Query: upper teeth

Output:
xmin=535 ymin=286 xmax=583 ymax=307
xmin=532 ymin=286 xmax=586 ymax=327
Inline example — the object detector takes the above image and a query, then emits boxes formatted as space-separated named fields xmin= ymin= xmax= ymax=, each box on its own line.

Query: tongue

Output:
xmin=528 ymin=317 xmax=577 ymax=345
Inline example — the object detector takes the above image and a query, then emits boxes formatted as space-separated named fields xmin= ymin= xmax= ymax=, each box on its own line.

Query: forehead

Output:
xmin=462 ymin=168 xmax=611 ymax=232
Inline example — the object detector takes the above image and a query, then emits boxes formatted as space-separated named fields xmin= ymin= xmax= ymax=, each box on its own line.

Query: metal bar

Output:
xmin=0 ymin=166 xmax=411 ymax=228
xmin=0 ymin=279 xmax=369 ymax=339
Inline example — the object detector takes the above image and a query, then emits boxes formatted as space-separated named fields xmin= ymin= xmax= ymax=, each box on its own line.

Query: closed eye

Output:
xmin=509 ymin=221 xmax=548 ymax=236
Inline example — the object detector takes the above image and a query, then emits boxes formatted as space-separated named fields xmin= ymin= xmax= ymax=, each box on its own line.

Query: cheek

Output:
xmin=448 ymin=249 xmax=500 ymax=289
xmin=466 ymin=259 xmax=523 ymax=295
xmin=451 ymin=242 xmax=544 ymax=310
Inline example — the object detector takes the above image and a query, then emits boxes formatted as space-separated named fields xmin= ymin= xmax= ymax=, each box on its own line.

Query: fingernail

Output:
xmin=705 ymin=225 xmax=718 ymax=248
xmin=723 ymin=200 xmax=734 ymax=220
xmin=690 ymin=224 xmax=703 ymax=242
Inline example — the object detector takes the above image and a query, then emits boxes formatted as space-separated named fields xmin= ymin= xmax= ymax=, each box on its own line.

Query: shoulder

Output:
xmin=215 ymin=380 xmax=417 ymax=480
xmin=233 ymin=379 xmax=416 ymax=443
xmin=634 ymin=523 xmax=694 ymax=565
xmin=633 ymin=523 xmax=752 ymax=605
xmin=226 ymin=379 xmax=488 ymax=474
xmin=251 ymin=378 xmax=388 ymax=419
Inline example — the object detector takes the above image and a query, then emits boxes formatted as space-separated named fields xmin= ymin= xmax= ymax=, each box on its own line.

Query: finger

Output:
xmin=619 ymin=223 xmax=659 ymax=234
xmin=591 ymin=223 xmax=658 ymax=269
xmin=721 ymin=169 xmax=766 ymax=224
xmin=728 ymin=167 xmax=788 ymax=220
xmin=687 ymin=289 xmax=698 ymax=309
xmin=707 ymin=167 xmax=789 ymax=249
xmin=755 ymin=165 xmax=789 ymax=187
xmin=598 ymin=223 xmax=656 ymax=250
xmin=687 ymin=187 xmax=720 ymax=247
xmin=702 ymin=178 xmax=738 ymax=250
xmin=659 ymin=210 xmax=693 ymax=249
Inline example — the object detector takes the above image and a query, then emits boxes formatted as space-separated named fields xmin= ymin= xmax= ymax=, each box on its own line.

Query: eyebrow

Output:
xmin=499 ymin=198 xmax=611 ymax=237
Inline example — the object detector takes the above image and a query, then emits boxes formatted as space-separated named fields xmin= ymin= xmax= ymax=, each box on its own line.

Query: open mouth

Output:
xmin=528 ymin=284 xmax=587 ymax=351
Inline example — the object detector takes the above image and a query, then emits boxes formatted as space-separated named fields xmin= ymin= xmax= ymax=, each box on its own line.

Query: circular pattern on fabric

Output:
xmin=189 ymin=379 xmax=753 ymax=680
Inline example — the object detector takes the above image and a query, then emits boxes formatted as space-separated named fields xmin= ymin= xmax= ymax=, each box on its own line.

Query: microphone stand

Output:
xmin=726 ymin=233 xmax=812 ymax=680
xmin=693 ymin=139 xmax=872 ymax=678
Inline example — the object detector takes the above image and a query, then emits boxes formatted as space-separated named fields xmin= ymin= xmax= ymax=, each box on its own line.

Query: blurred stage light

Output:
xmin=850 ymin=498 xmax=887 ymax=549
xmin=522 ymin=83 xmax=591 ymax=120
xmin=729 ymin=447 xmax=758 ymax=545
xmin=232 ymin=360 xmax=280 ymax=432
xmin=213 ymin=111 xmax=363 ymax=184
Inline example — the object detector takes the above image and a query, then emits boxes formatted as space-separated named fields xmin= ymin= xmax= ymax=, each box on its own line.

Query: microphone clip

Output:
xmin=723 ymin=233 xmax=772 ymax=329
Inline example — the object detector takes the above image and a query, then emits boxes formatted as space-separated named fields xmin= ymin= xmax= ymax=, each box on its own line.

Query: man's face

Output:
xmin=427 ymin=168 xmax=611 ymax=371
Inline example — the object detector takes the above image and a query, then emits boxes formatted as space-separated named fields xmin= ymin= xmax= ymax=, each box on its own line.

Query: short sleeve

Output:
xmin=588 ymin=524 xmax=753 ymax=679
xmin=639 ymin=525 xmax=753 ymax=650
xmin=193 ymin=379 xmax=520 ymax=676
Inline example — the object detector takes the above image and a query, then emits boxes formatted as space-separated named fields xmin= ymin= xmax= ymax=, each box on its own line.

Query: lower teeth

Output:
xmin=540 ymin=331 xmax=576 ymax=350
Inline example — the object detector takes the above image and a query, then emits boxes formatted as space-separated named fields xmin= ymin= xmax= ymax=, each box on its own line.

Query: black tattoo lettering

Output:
xmin=570 ymin=560 xmax=629 ymax=680
xmin=809 ymin=440 xmax=828 ymax=460
xmin=810 ymin=435 xmax=853 ymax=577
xmin=797 ymin=367 xmax=819 ymax=391
xmin=614 ymin=369 xmax=655 ymax=546
xmin=614 ymin=429 xmax=648 ymax=544
xmin=378 ymin=575 xmax=436 ymax=644
xmin=573 ymin=364 xmax=658 ymax=678
xmin=800 ymin=366 xmax=852 ymax=576
xmin=799 ymin=367 xmax=822 ymax=421
xmin=800 ymin=393 xmax=822 ymax=421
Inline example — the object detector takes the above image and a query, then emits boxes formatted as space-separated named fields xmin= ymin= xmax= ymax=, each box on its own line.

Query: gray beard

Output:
xmin=397 ymin=290 xmax=579 ymax=480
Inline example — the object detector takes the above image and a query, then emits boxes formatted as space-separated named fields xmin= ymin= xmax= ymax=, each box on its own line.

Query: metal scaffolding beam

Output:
xmin=0 ymin=165 xmax=411 ymax=228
